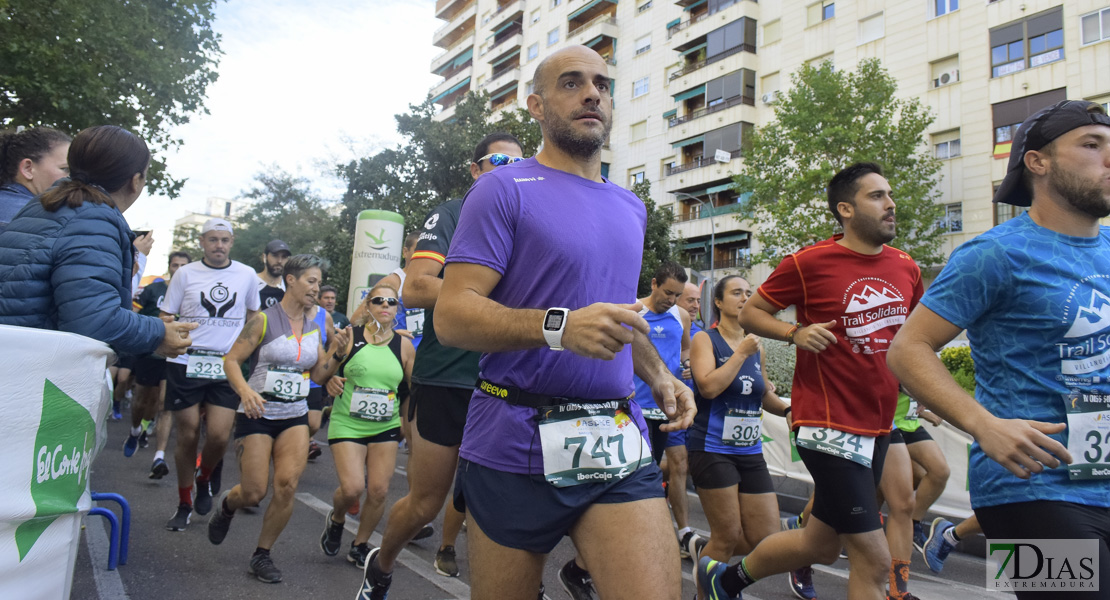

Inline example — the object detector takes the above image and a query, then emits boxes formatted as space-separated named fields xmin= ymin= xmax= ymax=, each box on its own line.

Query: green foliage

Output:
xmin=762 ymin=339 xmax=796 ymax=398
xmin=171 ymin=222 xmax=204 ymax=265
xmin=228 ymin=168 xmax=341 ymax=273
xmin=734 ymin=59 xmax=945 ymax=268
xmin=940 ymin=345 xmax=976 ymax=394
xmin=0 ymin=0 xmax=222 ymax=197
xmin=632 ymin=178 xmax=679 ymax=297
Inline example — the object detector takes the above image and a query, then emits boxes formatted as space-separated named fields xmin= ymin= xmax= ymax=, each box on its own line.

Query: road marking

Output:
xmin=85 ymin=506 xmax=131 ymax=600
xmin=296 ymin=492 xmax=471 ymax=600
xmin=810 ymin=564 xmax=1010 ymax=598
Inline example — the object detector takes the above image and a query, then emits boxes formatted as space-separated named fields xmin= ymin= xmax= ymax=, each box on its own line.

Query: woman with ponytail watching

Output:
xmin=0 ymin=125 xmax=196 ymax=358
xmin=0 ymin=127 xmax=71 ymax=230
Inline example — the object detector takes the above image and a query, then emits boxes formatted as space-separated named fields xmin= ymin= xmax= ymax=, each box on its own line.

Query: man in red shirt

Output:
xmin=697 ymin=162 xmax=923 ymax=600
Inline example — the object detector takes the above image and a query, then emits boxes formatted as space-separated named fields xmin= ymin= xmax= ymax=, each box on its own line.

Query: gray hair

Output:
xmin=282 ymin=253 xmax=330 ymax=285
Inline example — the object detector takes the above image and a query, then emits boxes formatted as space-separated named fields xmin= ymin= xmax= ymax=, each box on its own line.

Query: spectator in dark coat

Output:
xmin=0 ymin=125 xmax=196 ymax=357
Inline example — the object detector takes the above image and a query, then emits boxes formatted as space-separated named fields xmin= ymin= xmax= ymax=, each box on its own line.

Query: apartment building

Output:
xmin=430 ymin=0 xmax=1110 ymax=283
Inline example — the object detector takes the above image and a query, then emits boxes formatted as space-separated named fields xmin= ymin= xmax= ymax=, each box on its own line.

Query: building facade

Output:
xmin=430 ymin=0 xmax=1110 ymax=283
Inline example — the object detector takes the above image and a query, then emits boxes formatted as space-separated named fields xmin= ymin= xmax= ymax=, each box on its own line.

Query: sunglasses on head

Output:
xmin=369 ymin=296 xmax=398 ymax=307
xmin=476 ymin=153 xmax=525 ymax=167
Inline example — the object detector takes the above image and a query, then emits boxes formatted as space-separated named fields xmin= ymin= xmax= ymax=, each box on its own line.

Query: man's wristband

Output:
xmin=785 ymin=324 xmax=800 ymax=345
xmin=783 ymin=406 xmax=792 ymax=419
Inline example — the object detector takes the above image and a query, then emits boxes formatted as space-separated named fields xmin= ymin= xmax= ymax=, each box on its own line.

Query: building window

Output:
xmin=763 ymin=20 xmax=782 ymax=45
xmin=531 ymin=9 xmax=541 ymax=23
xmin=939 ymin=203 xmax=963 ymax=233
xmin=633 ymin=76 xmax=650 ymax=98
xmin=525 ymin=80 xmax=535 ymax=95
xmin=991 ymin=88 xmax=1067 ymax=157
xmin=930 ymin=56 xmax=960 ymax=87
xmin=858 ymin=13 xmax=884 ymax=45
xmin=808 ymin=0 xmax=834 ymax=25
xmin=527 ymin=43 xmax=539 ymax=60
xmin=635 ymin=35 xmax=652 ymax=55
xmin=934 ymin=0 xmax=958 ymax=18
xmin=933 ymin=130 xmax=961 ymax=159
xmin=629 ymin=170 xmax=646 ymax=186
xmin=990 ymin=7 xmax=1064 ymax=78
xmin=995 ymin=201 xmax=1026 ymax=225
xmin=1082 ymin=7 xmax=1110 ymax=45
xmin=638 ymin=0 xmax=653 ymax=13
xmin=548 ymin=28 xmax=559 ymax=46
xmin=551 ymin=0 xmax=561 ymax=7
xmin=601 ymin=162 xmax=610 ymax=179
xmin=630 ymin=121 xmax=647 ymax=141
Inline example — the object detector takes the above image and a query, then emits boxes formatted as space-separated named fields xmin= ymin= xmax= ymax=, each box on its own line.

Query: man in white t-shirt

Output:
xmin=159 ymin=218 xmax=261 ymax=532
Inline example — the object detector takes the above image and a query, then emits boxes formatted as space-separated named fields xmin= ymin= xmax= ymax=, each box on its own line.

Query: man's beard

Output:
xmin=543 ymin=102 xmax=611 ymax=160
xmin=1050 ymin=168 xmax=1110 ymax=219
xmin=855 ymin=211 xmax=896 ymax=246
xmin=267 ymin=263 xmax=284 ymax=278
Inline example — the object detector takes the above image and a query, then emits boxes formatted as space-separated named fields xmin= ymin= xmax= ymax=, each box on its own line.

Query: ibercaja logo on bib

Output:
xmin=987 ymin=539 xmax=1099 ymax=592
xmin=14 ymin=380 xmax=95 ymax=560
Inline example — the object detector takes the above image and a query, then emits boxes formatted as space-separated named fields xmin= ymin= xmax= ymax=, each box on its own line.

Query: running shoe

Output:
xmin=348 ymin=542 xmax=371 ymax=568
xmin=210 ymin=458 xmax=224 ymax=495
xmin=559 ymin=558 xmax=596 ymax=600
xmin=123 ymin=434 xmax=139 ymax=457
xmin=788 ymin=566 xmax=816 ymax=600
xmin=434 ymin=545 xmax=459 ymax=577
xmin=165 ymin=503 xmax=191 ymax=531
xmin=912 ymin=521 xmax=926 ymax=554
xmin=321 ymin=509 xmax=345 ymax=556
xmin=138 ymin=430 xmax=150 ymax=448
xmin=356 ymin=547 xmax=391 ymax=600
xmin=111 ymin=401 xmax=122 ymax=421
xmin=679 ymin=531 xmax=699 ymax=559
xmin=249 ymin=552 xmax=282 ymax=583
xmin=194 ymin=479 xmax=213 ymax=515
xmin=888 ymin=594 xmax=921 ymax=600
xmin=207 ymin=492 xmax=233 ymax=545
xmin=538 ymin=583 xmax=546 ymax=600
xmin=149 ymin=458 xmax=169 ymax=479
xmin=308 ymin=440 xmax=322 ymax=460
xmin=922 ymin=517 xmax=955 ymax=573
xmin=781 ymin=515 xmax=801 ymax=530
xmin=412 ymin=523 xmax=434 ymax=541
xmin=697 ymin=556 xmax=739 ymax=600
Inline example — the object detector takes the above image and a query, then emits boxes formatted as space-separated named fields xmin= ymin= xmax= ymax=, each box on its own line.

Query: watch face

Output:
xmin=544 ymin=312 xmax=565 ymax=331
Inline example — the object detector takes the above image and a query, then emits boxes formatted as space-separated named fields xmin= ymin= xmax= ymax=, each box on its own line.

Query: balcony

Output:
xmin=436 ymin=0 xmax=471 ymax=20
xmin=433 ymin=4 xmax=476 ymax=49
xmin=490 ymin=86 xmax=519 ymax=112
xmin=687 ymin=254 xmax=751 ymax=271
xmin=430 ymin=65 xmax=473 ymax=102
xmin=668 ymin=11 xmax=712 ymax=38
xmin=670 ymin=44 xmax=754 ymax=81
xmin=488 ymin=29 xmax=522 ymax=54
xmin=489 ymin=0 xmax=525 ymax=22
xmin=669 ymin=95 xmax=754 ymax=127
xmin=666 ymin=150 xmax=742 ymax=176
xmin=568 ymin=13 xmax=618 ymax=40
xmin=431 ymin=35 xmax=476 ymax=74
xmin=434 ymin=102 xmax=458 ymax=122
xmin=484 ymin=67 xmax=520 ymax=94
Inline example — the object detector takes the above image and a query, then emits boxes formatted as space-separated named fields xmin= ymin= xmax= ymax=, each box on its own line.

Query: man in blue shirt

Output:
xmin=889 ymin=100 xmax=1110 ymax=599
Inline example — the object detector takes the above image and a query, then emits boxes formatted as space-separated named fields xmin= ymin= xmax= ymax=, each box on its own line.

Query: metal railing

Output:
xmin=665 ymin=150 xmax=742 ymax=176
xmin=667 ymin=11 xmax=710 ymax=38
xmin=433 ymin=1 xmax=475 ymax=41
xmin=687 ymin=255 xmax=751 ymax=271
xmin=668 ymin=95 xmax=753 ymax=127
xmin=489 ymin=25 xmax=522 ymax=51
xmin=568 ymin=14 xmax=617 ymax=39
xmin=674 ymin=202 xmax=741 ymax=222
xmin=669 ymin=44 xmax=755 ymax=81
xmin=489 ymin=65 xmax=519 ymax=83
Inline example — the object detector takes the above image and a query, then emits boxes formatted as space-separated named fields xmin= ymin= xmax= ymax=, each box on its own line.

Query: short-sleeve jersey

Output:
xmin=136 ymin=280 xmax=168 ymax=317
xmin=446 ymin=158 xmax=652 ymax=475
xmin=257 ymin=277 xmax=285 ymax=310
xmin=159 ymin=259 xmax=261 ymax=365
xmin=757 ymin=236 xmax=923 ymax=436
xmin=633 ymin=305 xmax=685 ymax=416
xmin=688 ymin=328 xmax=766 ymax=455
xmin=920 ymin=213 xmax=1110 ymax=509
xmin=409 ymin=199 xmax=481 ymax=389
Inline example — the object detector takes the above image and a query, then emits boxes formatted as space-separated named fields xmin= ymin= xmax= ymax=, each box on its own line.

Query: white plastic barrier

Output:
xmin=761 ymin=400 xmax=975 ymax=520
xmin=0 ymin=325 xmax=114 ymax=600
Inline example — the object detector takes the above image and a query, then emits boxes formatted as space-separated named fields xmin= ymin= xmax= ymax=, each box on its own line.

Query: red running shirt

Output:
xmin=757 ymin=237 xmax=923 ymax=436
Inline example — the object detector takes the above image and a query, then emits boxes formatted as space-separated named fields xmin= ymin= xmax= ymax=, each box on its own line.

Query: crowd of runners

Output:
xmin=2 ymin=45 xmax=1109 ymax=600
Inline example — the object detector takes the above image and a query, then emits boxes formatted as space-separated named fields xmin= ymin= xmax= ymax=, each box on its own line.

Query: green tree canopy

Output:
xmin=0 ymin=0 xmax=222 ymax=197
xmin=632 ymin=178 xmax=680 ymax=297
xmin=735 ymin=59 xmax=944 ymax=268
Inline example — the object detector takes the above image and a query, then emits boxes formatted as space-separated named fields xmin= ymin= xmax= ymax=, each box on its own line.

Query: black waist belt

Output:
xmin=476 ymin=378 xmax=633 ymax=410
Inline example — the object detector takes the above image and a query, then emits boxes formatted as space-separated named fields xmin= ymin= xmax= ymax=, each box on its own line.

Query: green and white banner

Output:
xmin=0 ymin=326 xmax=113 ymax=600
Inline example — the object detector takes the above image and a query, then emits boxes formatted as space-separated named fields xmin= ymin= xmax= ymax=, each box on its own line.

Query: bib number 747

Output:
xmin=538 ymin=402 xmax=652 ymax=487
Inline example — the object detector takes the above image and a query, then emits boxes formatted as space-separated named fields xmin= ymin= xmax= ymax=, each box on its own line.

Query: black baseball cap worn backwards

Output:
xmin=993 ymin=100 xmax=1110 ymax=207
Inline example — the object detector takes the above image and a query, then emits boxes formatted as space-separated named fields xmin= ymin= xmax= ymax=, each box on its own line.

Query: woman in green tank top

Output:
xmin=319 ymin=281 xmax=414 ymax=567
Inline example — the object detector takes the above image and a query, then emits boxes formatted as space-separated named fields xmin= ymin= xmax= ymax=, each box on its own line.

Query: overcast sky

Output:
xmin=125 ymin=0 xmax=440 ymax=270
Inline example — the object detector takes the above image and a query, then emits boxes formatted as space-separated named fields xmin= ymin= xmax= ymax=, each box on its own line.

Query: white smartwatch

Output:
xmin=543 ymin=307 xmax=569 ymax=351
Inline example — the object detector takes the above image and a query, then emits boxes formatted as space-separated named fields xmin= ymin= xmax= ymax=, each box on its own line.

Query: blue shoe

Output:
xmin=912 ymin=520 xmax=926 ymax=553
xmin=788 ymin=566 xmax=816 ymax=599
xmin=123 ymin=434 xmax=139 ymax=457
xmin=922 ymin=517 xmax=955 ymax=573
xmin=781 ymin=515 xmax=800 ymax=530
xmin=697 ymin=556 xmax=740 ymax=599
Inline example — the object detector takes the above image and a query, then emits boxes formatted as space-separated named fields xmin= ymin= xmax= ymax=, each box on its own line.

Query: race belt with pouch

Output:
xmin=477 ymin=378 xmax=649 ymax=488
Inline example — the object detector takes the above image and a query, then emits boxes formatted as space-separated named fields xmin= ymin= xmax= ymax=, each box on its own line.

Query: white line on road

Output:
xmin=84 ymin=505 xmax=131 ymax=600
xmin=296 ymin=492 xmax=472 ymax=600
xmin=810 ymin=564 xmax=1012 ymax=598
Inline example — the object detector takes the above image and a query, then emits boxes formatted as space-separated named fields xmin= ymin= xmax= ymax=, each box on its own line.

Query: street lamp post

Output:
xmin=672 ymin=191 xmax=715 ymax=310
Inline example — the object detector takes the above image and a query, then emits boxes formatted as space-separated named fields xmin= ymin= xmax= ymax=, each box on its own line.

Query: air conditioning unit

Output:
xmin=933 ymin=69 xmax=959 ymax=88
xmin=761 ymin=91 xmax=780 ymax=104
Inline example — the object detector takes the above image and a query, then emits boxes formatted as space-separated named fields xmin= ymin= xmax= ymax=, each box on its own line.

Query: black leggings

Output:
xmin=646 ymin=418 xmax=669 ymax=465
xmin=975 ymin=500 xmax=1110 ymax=599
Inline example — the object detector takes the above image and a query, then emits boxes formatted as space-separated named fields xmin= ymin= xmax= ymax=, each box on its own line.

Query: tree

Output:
xmin=0 ymin=0 xmax=222 ymax=197
xmin=171 ymin=222 xmax=205 ymax=264
xmin=734 ymin=59 xmax=945 ymax=268
xmin=633 ymin=178 xmax=680 ymax=297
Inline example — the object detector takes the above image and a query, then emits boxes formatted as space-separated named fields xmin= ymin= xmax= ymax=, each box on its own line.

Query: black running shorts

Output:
xmin=410 ymin=384 xmax=471 ymax=447
xmin=799 ymin=433 xmax=891 ymax=534
xmin=164 ymin=362 xmax=241 ymax=412
xmin=899 ymin=427 xmax=933 ymax=445
xmin=646 ymin=418 xmax=670 ymax=464
xmin=233 ymin=413 xmax=309 ymax=439
xmin=688 ymin=450 xmax=774 ymax=493
xmin=133 ymin=355 xmax=167 ymax=387
xmin=306 ymin=386 xmax=326 ymax=411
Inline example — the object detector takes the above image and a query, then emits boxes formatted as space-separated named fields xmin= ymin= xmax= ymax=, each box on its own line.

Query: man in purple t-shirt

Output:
xmin=367 ymin=45 xmax=692 ymax=600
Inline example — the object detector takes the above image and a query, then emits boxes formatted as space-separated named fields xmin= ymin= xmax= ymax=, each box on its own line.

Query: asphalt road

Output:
xmin=71 ymin=415 xmax=1011 ymax=600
